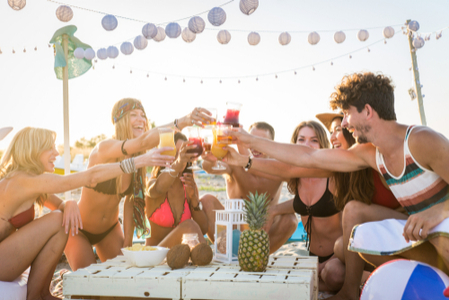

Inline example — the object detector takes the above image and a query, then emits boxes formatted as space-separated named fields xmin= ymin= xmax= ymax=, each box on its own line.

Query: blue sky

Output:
xmin=1 ymin=0 xmax=448 ymax=150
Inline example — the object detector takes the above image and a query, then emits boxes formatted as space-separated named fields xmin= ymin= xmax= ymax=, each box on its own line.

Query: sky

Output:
xmin=1 ymin=0 xmax=449 ymax=151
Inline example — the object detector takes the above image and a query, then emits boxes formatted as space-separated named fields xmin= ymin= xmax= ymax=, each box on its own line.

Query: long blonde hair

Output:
xmin=0 ymin=127 xmax=55 ymax=207
xmin=111 ymin=98 xmax=150 ymax=194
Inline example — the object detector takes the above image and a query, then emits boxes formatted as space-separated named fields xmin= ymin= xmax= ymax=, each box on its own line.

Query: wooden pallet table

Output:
xmin=63 ymin=256 xmax=317 ymax=300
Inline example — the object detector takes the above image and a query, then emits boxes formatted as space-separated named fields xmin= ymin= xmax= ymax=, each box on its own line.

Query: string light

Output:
xmin=23 ymin=48 xmax=26 ymax=53
xmin=147 ymin=74 xmax=149 ymax=78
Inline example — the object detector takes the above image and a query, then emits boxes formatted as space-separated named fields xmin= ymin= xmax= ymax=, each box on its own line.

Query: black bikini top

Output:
xmin=86 ymin=178 xmax=133 ymax=198
xmin=293 ymin=178 xmax=339 ymax=217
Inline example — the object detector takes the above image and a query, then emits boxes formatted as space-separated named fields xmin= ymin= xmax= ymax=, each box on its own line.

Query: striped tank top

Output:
xmin=375 ymin=125 xmax=449 ymax=215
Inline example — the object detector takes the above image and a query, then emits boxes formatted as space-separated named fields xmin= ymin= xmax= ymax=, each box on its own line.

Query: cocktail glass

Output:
xmin=158 ymin=128 xmax=176 ymax=173
xmin=187 ymin=126 xmax=203 ymax=170
xmin=205 ymin=107 xmax=218 ymax=126
xmin=201 ymin=127 xmax=214 ymax=154
xmin=223 ymin=102 xmax=242 ymax=128
xmin=211 ymin=124 xmax=232 ymax=170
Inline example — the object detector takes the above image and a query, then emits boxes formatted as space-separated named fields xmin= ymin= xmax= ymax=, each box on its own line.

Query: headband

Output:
xmin=112 ymin=102 xmax=146 ymax=124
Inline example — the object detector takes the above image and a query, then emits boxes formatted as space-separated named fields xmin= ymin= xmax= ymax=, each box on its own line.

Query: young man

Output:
xmin=226 ymin=73 xmax=449 ymax=300
xmin=201 ymin=122 xmax=298 ymax=254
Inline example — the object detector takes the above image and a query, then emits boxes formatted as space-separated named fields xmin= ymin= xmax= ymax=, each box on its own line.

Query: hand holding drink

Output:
xmin=223 ymin=102 xmax=242 ymax=128
xmin=211 ymin=124 xmax=232 ymax=170
xmin=186 ymin=126 xmax=203 ymax=170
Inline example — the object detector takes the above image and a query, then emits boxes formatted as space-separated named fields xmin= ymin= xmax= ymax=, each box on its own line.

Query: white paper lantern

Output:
xmin=142 ymin=23 xmax=157 ymax=39
xmin=165 ymin=23 xmax=182 ymax=39
xmin=56 ymin=5 xmax=73 ymax=22
xmin=408 ymin=20 xmax=420 ymax=32
xmin=120 ymin=42 xmax=134 ymax=55
xmin=208 ymin=7 xmax=226 ymax=26
xmin=334 ymin=31 xmax=346 ymax=43
xmin=413 ymin=36 xmax=425 ymax=49
xmin=248 ymin=32 xmax=260 ymax=46
xmin=278 ymin=32 xmax=291 ymax=46
xmin=217 ymin=30 xmax=231 ymax=44
xmin=134 ymin=35 xmax=148 ymax=50
xmin=383 ymin=26 xmax=395 ymax=39
xmin=308 ymin=31 xmax=320 ymax=45
xmin=153 ymin=27 xmax=166 ymax=42
xmin=84 ymin=48 xmax=95 ymax=60
xmin=97 ymin=48 xmax=108 ymax=60
xmin=73 ymin=47 xmax=85 ymax=59
xmin=107 ymin=46 xmax=119 ymax=58
xmin=8 ymin=0 xmax=26 ymax=10
xmin=357 ymin=29 xmax=369 ymax=42
xmin=182 ymin=28 xmax=196 ymax=43
xmin=239 ymin=0 xmax=259 ymax=15
xmin=188 ymin=16 xmax=205 ymax=34
xmin=102 ymin=15 xmax=118 ymax=31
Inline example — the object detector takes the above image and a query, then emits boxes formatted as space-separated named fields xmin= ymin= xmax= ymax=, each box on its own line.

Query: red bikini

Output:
xmin=8 ymin=204 xmax=35 ymax=229
xmin=149 ymin=186 xmax=192 ymax=228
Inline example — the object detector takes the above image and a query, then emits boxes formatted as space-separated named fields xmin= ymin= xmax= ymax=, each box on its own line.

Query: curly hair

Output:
xmin=330 ymin=72 xmax=396 ymax=121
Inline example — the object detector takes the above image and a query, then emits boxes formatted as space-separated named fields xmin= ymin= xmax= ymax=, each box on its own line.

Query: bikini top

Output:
xmin=86 ymin=178 xmax=133 ymax=198
xmin=8 ymin=204 xmax=35 ymax=229
xmin=293 ymin=178 xmax=339 ymax=217
xmin=149 ymin=185 xmax=192 ymax=228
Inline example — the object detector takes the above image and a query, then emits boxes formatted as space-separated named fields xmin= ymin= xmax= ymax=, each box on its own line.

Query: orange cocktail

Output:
xmin=158 ymin=128 xmax=176 ymax=172
xmin=211 ymin=124 xmax=232 ymax=170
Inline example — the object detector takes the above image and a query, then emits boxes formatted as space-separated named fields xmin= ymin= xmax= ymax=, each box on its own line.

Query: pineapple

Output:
xmin=238 ymin=191 xmax=270 ymax=272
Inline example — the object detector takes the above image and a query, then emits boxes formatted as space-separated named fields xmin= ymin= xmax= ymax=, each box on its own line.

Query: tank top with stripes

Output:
xmin=375 ymin=125 xmax=449 ymax=215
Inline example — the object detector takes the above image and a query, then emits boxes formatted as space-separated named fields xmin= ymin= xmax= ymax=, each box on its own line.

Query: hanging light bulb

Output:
xmin=165 ymin=77 xmax=167 ymax=81
xmin=130 ymin=70 xmax=132 ymax=74
xmin=330 ymin=61 xmax=333 ymax=66
xmin=92 ymin=65 xmax=95 ymax=70
xmin=201 ymin=80 xmax=203 ymax=84
xmin=312 ymin=66 xmax=315 ymax=71
xmin=256 ymin=77 xmax=258 ymax=81
xmin=219 ymin=80 xmax=222 ymax=83
xmin=0 ymin=48 xmax=2 ymax=54
xmin=238 ymin=80 xmax=240 ymax=83
xmin=367 ymin=48 xmax=371 ymax=52
xmin=34 ymin=46 xmax=37 ymax=51
xmin=349 ymin=55 xmax=352 ymax=59
xmin=112 ymin=65 xmax=115 ymax=69
xmin=147 ymin=74 xmax=149 ymax=78
xmin=294 ymin=71 xmax=297 ymax=75
xmin=384 ymin=40 xmax=387 ymax=44
xmin=23 ymin=48 xmax=26 ymax=53
xmin=183 ymin=78 xmax=185 ymax=83
xmin=275 ymin=74 xmax=278 ymax=79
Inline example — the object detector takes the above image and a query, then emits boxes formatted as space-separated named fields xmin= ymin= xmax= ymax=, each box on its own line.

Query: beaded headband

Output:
xmin=112 ymin=102 xmax=146 ymax=124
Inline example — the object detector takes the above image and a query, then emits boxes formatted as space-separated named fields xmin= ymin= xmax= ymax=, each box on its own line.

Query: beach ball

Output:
xmin=107 ymin=46 xmax=119 ymax=58
xmin=165 ymin=22 xmax=181 ymax=39
xmin=334 ymin=31 xmax=346 ymax=43
xmin=56 ymin=5 xmax=73 ymax=22
xmin=239 ymin=0 xmax=259 ymax=15
xmin=248 ymin=32 xmax=260 ymax=46
xmin=357 ymin=29 xmax=369 ymax=42
xmin=361 ymin=260 xmax=449 ymax=300
xmin=102 ymin=15 xmax=118 ymax=31
xmin=182 ymin=28 xmax=196 ymax=43
xmin=153 ymin=27 xmax=166 ymax=42
xmin=408 ymin=20 xmax=420 ymax=32
xmin=134 ymin=35 xmax=148 ymax=50
xmin=217 ymin=30 xmax=231 ymax=45
xmin=188 ymin=16 xmax=205 ymax=34
xmin=308 ymin=31 xmax=320 ymax=45
xmin=142 ymin=23 xmax=157 ymax=39
xmin=97 ymin=48 xmax=108 ymax=60
xmin=120 ymin=42 xmax=134 ymax=55
xmin=208 ymin=7 xmax=226 ymax=26
xmin=383 ymin=26 xmax=395 ymax=39
xmin=84 ymin=48 xmax=95 ymax=60
xmin=8 ymin=0 xmax=26 ymax=11
xmin=73 ymin=47 xmax=84 ymax=59
xmin=279 ymin=32 xmax=291 ymax=46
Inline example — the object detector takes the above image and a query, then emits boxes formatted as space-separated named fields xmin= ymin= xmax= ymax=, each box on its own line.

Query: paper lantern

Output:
xmin=120 ymin=42 xmax=134 ymax=55
xmin=102 ymin=15 xmax=118 ymax=31
xmin=142 ymin=23 xmax=157 ymax=39
xmin=217 ymin=30 xmax=231 ymax=44
xmin=73 ymin=47 xmax=85 ymax=59
xmin=383 ymin=26 xmax=395 ymax=39
xmin=278 ymin=32 xmax=291 ymax=46
xmin=408 ymin=20 xmax=420 ymax=32
xmin=357 ymin=29 xmax=369 ymax=42
xmin=7 ymin=0 xmax=26 ymax=10
xmin=208 ymin=7 xmax=226 ymax=26
xmin=107 ymin=46 xmax=119 ymax=58
xmin=182 ymin=28 xmax=196 ymax=43
xmin=361 ymin=260 xmax=449 ymax=300
xmin=308 ymin=31 xmax=320 ymax=45
xmin=188 ymin=16 xmax=205 ymax=34
xmin=97 ymin=48 xmax=108 ymax=60
xmin=248 ymin=32 xmax=260 ymax=46
xmin=334 ymin=31 xmax=346 ymax=43
xmin=413 ymin=36 xmax=425 ymax=49
xmin=239 ymin=0 xmax=259 ymax=15
xmin=165 ymin=22 xmax=181 ymax=39
xmin=56 ymin=5 xmax=73 ymax=22
xmin=153 ymin=27 xmax=166 ymax=42
xmin=134 ymin=35 xmax=148 ymax=50
xmin=84 ymin=48 xmax=95 ymax=60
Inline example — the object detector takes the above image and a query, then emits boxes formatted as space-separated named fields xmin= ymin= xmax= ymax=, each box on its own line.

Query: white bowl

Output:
xmin=121 ymin=246 xmax=169 ymax=267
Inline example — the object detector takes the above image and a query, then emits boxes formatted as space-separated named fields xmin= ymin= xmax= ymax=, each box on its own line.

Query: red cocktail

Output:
xmin=187 ymin=137 xmax=203 ymax=156
xmin=223 ymin=109 xmax=240 ymax=127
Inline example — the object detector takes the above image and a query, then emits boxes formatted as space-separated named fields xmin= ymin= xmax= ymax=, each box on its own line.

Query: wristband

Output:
xmin=121 ymin=139 xmax=128 ymax=155
xmin=244 ymin=156 xmax=253 ymax=172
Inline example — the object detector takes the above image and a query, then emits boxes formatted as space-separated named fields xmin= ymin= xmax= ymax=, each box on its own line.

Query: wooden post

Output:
xmin=62 ymin=34 xmax=71 ymax=201
xmin=406 ymin=19 xmax=427 ymax=126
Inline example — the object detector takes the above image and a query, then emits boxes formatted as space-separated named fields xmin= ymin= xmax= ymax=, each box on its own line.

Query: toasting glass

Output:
xmin=158 ymin=128 xmax=176 ymax=173
xmin=211 ymin=124 xmax=232 ymax=170
xmin=186 ymin=126 xmax=203 ymax=170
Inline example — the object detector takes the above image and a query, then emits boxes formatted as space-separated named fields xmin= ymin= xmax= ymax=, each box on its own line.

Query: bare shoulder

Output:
xmin=409 ymin=126 xmax=449 ymax=168
xmin=90 ymin=139 xmax=118 ymax=164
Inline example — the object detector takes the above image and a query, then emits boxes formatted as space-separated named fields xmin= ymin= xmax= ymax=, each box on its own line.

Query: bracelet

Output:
xmin=120 ymin=157 xmax=137 ymax=174
xmin=168 ymin=169 xmax=178 ymax=178
xmin=174 ymin=119 xmax=180 ymax=130
xmin=244 ymin=156 xmax=253 ymax=172
xmin=121 ymin=139 xmax=128 ymax=155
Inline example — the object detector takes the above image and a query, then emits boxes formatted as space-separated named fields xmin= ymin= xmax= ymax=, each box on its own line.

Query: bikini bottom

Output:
xmin=309 ymin=251 xmax=334 ymax=264
xmin=79 ymin=222 xmax=118 ymax=245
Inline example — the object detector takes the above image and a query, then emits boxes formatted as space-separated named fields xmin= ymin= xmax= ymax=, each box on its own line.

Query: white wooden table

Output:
xmin=63 ymin=256 xmax=317 ymax=300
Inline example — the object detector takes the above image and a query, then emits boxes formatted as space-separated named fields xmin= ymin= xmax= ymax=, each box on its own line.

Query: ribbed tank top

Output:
xmin=375 ymin=125 xmax=449 ymax=215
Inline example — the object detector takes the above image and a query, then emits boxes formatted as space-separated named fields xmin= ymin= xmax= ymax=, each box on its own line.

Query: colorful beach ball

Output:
xmin=361 ymin=259 xmax=449 ymax=300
